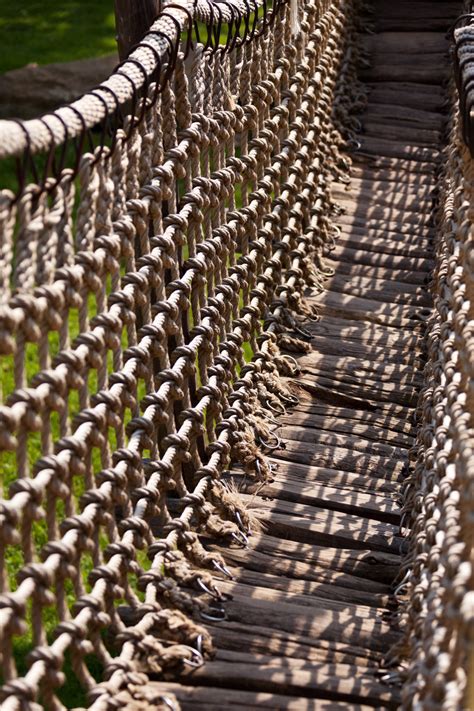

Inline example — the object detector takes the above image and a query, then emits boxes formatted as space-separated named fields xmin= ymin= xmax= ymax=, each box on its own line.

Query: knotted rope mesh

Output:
xmin=0 ymin=0 xmax=363 ymax=708
xmin=393 ymin=28 xmax=474 ymax=711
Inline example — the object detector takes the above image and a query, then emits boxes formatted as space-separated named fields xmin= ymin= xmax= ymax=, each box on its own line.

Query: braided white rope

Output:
xmin=0 ymin=0 xmax=268 ymax=160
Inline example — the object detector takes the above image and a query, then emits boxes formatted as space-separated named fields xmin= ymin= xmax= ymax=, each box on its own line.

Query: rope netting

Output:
xmin=392 ymin=26 xmax=474 ymax=710
xmin=0 ymin=0 xmax=363 ymax=708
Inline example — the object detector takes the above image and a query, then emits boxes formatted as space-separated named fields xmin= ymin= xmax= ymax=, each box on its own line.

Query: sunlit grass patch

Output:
xmin=0 ymin=0 xmax=117 ymax=74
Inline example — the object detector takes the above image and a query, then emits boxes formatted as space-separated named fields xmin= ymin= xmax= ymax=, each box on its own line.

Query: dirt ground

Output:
xmin=0 ymin=54 xmax=117 ymax=120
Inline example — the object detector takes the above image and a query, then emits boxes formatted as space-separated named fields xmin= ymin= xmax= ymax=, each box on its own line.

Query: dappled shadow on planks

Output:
xmin=147 ymin=3 xmax=460 ymax=709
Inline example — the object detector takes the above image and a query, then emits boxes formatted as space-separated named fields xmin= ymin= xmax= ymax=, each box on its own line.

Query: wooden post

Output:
xmin=114 ymin=0 xmax=162 ymax=60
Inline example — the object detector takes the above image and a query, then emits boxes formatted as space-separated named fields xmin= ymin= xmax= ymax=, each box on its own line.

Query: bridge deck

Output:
xmin=149 ymin=3 xmax=457 ymax=708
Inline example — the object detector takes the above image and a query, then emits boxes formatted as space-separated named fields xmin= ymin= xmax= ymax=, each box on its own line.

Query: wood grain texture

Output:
xmin=152 ymin=4 xmax=453 ymax=708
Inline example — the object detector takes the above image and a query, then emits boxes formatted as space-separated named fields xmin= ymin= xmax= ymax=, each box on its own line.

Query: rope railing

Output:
xmin=450 ymin=6 xmax=474 ymax=154
xmin=391 ymin=21 xmax=474 ymax=710
xmin=0 ymin=0 xmax=363 ymax=708
xmin=0 ymin=0 xmax=279 ymax=162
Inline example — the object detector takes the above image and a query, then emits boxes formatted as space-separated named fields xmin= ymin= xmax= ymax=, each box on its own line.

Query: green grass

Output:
xmin=0 ymin=0 xmax=117 ymax=74
xmin=0 ymin=0 xmax=263 ymax=75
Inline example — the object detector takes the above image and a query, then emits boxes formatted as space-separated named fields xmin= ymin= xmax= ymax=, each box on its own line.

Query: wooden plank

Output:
xmin=339 ymin=172 xmax=436 ymax=195
xmin=289 ymin=379 xmax=379 ymax=411
xmin=276 ymin=424 xmax=410 ymax=457
xmin=325 ymin=243 xmax=434 ymax=273
xmin=323 ymin=272 xmax=431 ymax=307
xmin=280 ymin=398 xmax=415 ymax=434
xmin=262 ymin=456 xmax=401 ymax=501
xmin=364 ymin=52 xmax=447 ymax=70
xmin=205 ymin=622 xmax=384 ymax=666
xmin=334 ymin=212 xmax=433 ymax=238
xmin=361 ymin=32 xmax=449 ymax=55
xmin=286 ymin=370 xmax=419 ymax=408
xmin=330 ymin=224 xmax=434 ymax=256
xmin=293 ymin=372 xmax=418 ymax=406
xmin=149 ymin=682 xmax=380 ymax=710
xmin=175 ymin=655 xmax=400 ymax=707
xmin=206 ymin=543 xmax=393 ymax=595
xmin=362 ymin=103 xmax=446 ymax=129
xmin=288 ymin=378 xmax=418 ymax=406
xmin=333 ymin=219 xmax=434 ymax=240
xmin=366 ymin=81 xmax=446 ymax=98
xmin=198 ymin=586 xmax=400 ymax=647
xmin=304 ymin=314 xmax=424 ymax=349
xmin=360 ymin=120 xmax=441 ymax=146
xmin=349 ymin=164 xmax=437 ymax=187
xmin=290 ymin=333 xmax=424 ymax=366
xmin=297 ymin=360 xmax=421 ymax=390
xmin=372 ymin=2 xmax=459 ymax=20
xmin=276 ymin=422 xmax=410 ymax=457
xmin=268 ymin=440 xmax=406 ymax=482
xmin=332 ymin=216 xmax=435 ymax=239
xmin=375 ymin=18 xmax=457 ymax=32
xmin=293 ymin=370 xmax=418 ymax=405
xmin=295 ymin=357 xmax=422 ymax=389
xmin=295 ymin=349 xmax=422 ymax=382
xmin=332 ymin=185 xmax=435 ymax=218
xmin=356 ymin=136 xmax=441 ymax=162
xmin=239 ymin=478 xmax=400 ymax=524
xmin=290 ymin=377 xmax=418 ymax=418
xmin=266 ymin=458 xmax=404 ymax=495
xmin=287 ymin=392 xmax=416 ymax=426
xmin=360 ymin=66 xmax=448 ymax=86
xmin=351 ymin=151 xmax=438 ymax=174
xmin=239 ymin=495 xmax=404 ymax=553
xmin=216 ymin=580 xmax=389 ymax=621
xmin=335 ymin=196 xmax=433 ymax=226
xmin=366 ymin=86 xmax=446 ymax=112
xmin=307 ymin=291 xmax=429 ymax=329
xmin=277 ymin=411 xmax=414 ymax=447
xmin=226 ymin=565 xmax=394 ymax=606
xmin=248 ymin=533 xmax=401 ymax=583
xmin=324 ymin=256 xmax=431 ymax=286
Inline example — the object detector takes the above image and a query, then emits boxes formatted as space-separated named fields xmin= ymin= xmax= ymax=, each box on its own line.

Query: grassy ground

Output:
xmin=0 ymin=1 xmax=117 ymax=189
xmin=0 ymin=0 xmax=117 ymax=73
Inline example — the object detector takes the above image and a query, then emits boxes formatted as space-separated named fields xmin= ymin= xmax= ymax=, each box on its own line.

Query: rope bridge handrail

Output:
xmin=0 ymin=0 xmax=363 ymax=708
xmin=0 ymin=0 xmax=281 ymax=162
xmin=395 ymin=16 xmax=474 ymax=708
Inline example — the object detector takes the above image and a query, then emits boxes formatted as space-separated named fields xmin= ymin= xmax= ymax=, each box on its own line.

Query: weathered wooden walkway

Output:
xmin=145 ymin=3 xmax=457 ymax=710
xmin=136 ymin=2 xmax=456 ymax=709
xmin=0 ymin=0 xmax=472 ymax=707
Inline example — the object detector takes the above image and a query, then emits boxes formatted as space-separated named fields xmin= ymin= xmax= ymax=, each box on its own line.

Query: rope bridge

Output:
xmin=0 ymin=0 xmax=471 ymax=709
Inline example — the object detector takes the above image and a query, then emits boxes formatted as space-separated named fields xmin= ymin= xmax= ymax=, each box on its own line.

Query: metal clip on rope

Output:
xmin=212 ymin=560 xmax=234 ymax=579
xmin=235 ymin=511 xmax=252 ymax=537
xmin=197 ymin=577 xmax=223 ymax=600
xmin=200 ymin=606 xmax=227 ymax=622
xmin=231 ymin=529 xmax=249 ymax=547
xmin=257 ymin=431 xmax=282 ymax=451
xmin=162 ymin=697 xmax=180 ymax=711
xmin=181 ymin=646 xmax=205 ymax=668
